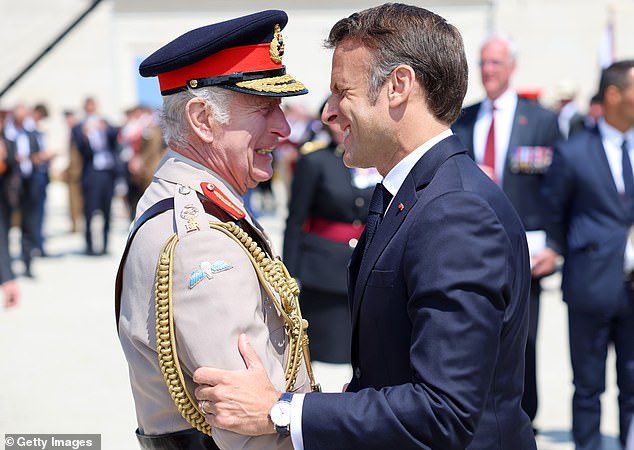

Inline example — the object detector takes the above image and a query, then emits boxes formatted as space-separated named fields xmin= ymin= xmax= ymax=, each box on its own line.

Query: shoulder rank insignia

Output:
xmin=189 ymin=260 xmax=233 ymax=289
xmin=200 ymin=182 xmax=246 ymax=220
xmin=299 ymin=139 xmax=329 ymax=156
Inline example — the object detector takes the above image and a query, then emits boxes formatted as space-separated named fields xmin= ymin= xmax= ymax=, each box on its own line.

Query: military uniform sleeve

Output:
xmin=171 ymin=224 xmax=296 ymax=450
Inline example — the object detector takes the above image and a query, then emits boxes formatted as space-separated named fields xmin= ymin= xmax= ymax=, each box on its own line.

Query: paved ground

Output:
xmin=0 ymin=181 xmax=623 ymax=449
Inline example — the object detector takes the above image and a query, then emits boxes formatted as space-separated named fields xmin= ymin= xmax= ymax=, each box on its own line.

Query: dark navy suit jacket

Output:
xmin=0 ymin=135 xmax=18 ymax=283
xmin=452 ymin=97 xmax=562 ymax=232
xmin=299 ymin=135 xmax=536 ymax=449
xmin=71 ymin=119 xmax=121 ymax=183
xmin=542 ymin=127 xmax=632 ymax=318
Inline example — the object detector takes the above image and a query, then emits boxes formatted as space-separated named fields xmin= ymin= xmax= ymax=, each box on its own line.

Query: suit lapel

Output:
xmin=456 ymin=104 xmax=479 ymax=156
xmin=349 ymin=135 xmax=467 ymax=329
xmin=347 ymin=232 xmax=366 ymax=313
xmin=504 ymin=99 xmax=529 ymax=172
xmin=589 ymin=129 xmax=628 ymax=219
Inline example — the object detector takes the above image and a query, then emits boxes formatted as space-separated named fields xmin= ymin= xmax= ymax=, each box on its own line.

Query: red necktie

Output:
xmin=484 ymin=104 xmax=496 ymax=172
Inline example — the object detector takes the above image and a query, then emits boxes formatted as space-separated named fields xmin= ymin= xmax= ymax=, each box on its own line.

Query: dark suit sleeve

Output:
xmin=541 ymin=144 xmax=574 ymax=255
xmin=0 ymin=138 xmax=15 ymax=283
xmin=301 ymin=191 xmax=514 ymax=450
xmin=282 ymin=153 xmax=320 ymax=277
xmin=543 ymin=108 xmax=564 ymax=145
xmin=0 ymin=216 xmax=13 ymax=283
xmin=451 ymin=105 xmax=478 ymax=159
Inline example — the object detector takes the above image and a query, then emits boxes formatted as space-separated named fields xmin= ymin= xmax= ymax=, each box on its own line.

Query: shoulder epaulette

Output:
xmin=299 ymin=139 xmax=330 ymax=156
xmin=200 ymin=182 xmax=246 ymax=220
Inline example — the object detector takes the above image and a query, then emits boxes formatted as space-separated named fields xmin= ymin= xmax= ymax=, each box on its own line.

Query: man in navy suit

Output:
xmin=1 ymin=122 xmax=20 ymax=308
xmin=452 ymin=33 xmax=562 ymax=430
xmin=542 ymin=60 xmax=634 ymax=450
xmin=192 ymin=4 xmax=535 ymax=449
xmin=71 ymin=97 xmax=121 ymax=255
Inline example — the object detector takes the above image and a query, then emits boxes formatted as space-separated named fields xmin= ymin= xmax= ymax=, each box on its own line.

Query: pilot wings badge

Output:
xmin=188 ymin=260 xmax=233 ymax=289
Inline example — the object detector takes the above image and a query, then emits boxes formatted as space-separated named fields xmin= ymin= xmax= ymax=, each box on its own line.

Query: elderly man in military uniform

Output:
xmin=115 ymin=10 xmax=318 ymax=450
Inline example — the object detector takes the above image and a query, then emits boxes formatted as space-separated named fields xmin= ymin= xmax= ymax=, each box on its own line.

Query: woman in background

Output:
xmin=283 ymin=100 xmax=380 ymax=383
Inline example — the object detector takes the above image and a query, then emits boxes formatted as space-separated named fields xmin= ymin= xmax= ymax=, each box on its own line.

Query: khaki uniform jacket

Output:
xmin=118 ymin=150 xmax=310 ymax=449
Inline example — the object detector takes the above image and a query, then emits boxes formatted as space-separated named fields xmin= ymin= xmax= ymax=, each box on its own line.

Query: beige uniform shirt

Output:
xmin=118 ymin=150 xmax=310 ymax=449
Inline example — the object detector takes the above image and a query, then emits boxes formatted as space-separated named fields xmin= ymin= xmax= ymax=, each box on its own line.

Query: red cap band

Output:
xmin=158 ymin=43 xmax=281 ymax=93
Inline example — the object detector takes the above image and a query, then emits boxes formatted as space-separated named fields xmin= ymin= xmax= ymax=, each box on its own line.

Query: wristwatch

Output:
xmin=269 ymin=392 xmax=293 ymax=437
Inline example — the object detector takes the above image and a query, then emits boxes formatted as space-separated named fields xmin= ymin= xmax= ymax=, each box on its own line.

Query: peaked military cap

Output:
xmin=139 ymin=10 xmax=307 ymax=97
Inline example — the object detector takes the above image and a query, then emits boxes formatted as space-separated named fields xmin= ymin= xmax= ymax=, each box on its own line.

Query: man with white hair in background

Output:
xmin=452 ymin=32 xmax=563 ymax=433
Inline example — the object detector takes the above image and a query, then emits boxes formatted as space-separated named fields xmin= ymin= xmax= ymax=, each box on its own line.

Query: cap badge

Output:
xmin=269 ymin=24 xmax=285 ymax=64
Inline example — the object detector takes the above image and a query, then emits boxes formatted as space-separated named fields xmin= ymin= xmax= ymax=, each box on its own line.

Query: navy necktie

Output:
xmin=365 ymin=183 xmax=392 ymax=250
xmin=622 ymin=138 xmax=634 ymax=223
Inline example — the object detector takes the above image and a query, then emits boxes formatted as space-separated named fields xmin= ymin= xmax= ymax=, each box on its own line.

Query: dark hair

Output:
xmin=597 ymin=59 xmax=634 ymax=102
xmin=325 ymin=2 xmax=468 ymax=124
xmin=34 ymin=103 xmax=49 ymax=119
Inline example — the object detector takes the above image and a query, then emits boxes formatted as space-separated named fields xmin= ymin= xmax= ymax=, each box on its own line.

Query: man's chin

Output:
xmin=251 ymin=171 xmax=274 ymax=186
xmin=342 ymin=151 xmax=358 ymax=169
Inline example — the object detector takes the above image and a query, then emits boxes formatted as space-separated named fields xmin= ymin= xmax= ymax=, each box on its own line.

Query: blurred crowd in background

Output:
xmin=0 ymin=79 xmax=605 ymax=306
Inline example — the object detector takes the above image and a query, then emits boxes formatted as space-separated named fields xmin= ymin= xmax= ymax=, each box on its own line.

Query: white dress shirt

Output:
xmin=599 ymin=119 xmax=634 ymax=273
xmin=473 ymin=88 xmax=518 ymax=184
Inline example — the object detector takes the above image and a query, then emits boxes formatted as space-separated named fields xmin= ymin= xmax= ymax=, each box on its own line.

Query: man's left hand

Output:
xmin=193 ymin=333 xmax=280 ymax=436
xmin=3 ymin=280 xmax=20 ymax=309
xmin=531 ymin=247 xmax=559 ymax=278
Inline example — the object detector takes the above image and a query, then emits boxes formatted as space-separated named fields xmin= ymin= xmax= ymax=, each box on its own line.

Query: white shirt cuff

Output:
xmin=625 ymin=237 xmax=634 ymax=274
xmin=289 ymin=393 xmax=306 ymax=450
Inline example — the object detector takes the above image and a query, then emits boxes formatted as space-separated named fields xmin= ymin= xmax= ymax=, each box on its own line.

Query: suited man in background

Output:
xmin=452 ymin=33 xmax=562 ymax=431
xmin=30 ymin=103 xmax=55 ymax=257
xmin=542 ymin=59 xmax=634 ymax=450
xmin=3 ymin=103 xmax=43 ymax=278
xmin=194 ymin=4 xmax=535 ymax=449
xmin=0 ymin=113 xmax=20 ymax=308
xmin=71 ymin=97 xmax=121 ymax=255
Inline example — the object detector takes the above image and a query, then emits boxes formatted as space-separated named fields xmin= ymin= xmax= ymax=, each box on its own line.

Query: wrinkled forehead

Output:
xmin=330 ymin=40 xmax=373 ymax=89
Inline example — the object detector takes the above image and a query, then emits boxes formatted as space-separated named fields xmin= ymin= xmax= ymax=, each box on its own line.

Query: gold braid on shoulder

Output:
xmin=155 ymin=233 xmax=211 ymax=435
xmin=154 ymin=221 xmax=320 ymax=436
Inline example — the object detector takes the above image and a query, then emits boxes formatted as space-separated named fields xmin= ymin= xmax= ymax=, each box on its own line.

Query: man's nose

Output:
xmin=272 ymin=107 xmax=291 ymax=138
xmin=321 ymin=99 xmax=338 ymax=125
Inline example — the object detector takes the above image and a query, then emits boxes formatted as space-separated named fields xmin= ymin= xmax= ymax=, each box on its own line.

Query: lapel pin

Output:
xmin=398 ymin=203 xmax=404 ymax=211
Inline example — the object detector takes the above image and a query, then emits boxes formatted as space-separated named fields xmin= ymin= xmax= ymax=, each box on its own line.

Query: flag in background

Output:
xmin=598 ymin=8 xmax=615 ymax=69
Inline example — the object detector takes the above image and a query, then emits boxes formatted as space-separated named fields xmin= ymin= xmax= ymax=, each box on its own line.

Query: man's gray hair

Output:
xmin=482 ymin=32 xmax=520 ymax=63
xmin=325 ymin=3 xmax=468 ymax=124
xmin=160 ymin=86 xmax=233 ymax=149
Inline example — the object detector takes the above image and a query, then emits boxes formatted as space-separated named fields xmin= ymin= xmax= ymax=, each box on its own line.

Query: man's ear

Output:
xmin=386 ymin=65 xmax=416 ymax=108
xmin=603 ymin=84 xmax=621 ymax=106
xmin=186 ymin=98 xmax=214 ymax=143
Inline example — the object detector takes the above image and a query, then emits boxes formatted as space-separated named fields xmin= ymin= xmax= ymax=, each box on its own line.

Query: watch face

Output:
xmin=270 ymin=401 xmax=291 ymax=427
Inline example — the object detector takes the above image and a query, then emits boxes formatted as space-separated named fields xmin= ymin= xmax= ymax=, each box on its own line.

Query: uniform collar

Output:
xmin=154 ymin=149 xmax=246 ymax=210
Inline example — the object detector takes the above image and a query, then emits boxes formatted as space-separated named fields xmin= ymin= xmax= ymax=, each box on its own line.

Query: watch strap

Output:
xmin=279 ymin=392 xmax=293 ymax=403
xmin=274 ymin=392 xmax=293 ymax=436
